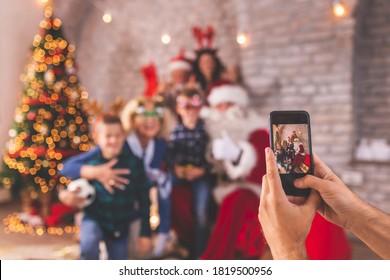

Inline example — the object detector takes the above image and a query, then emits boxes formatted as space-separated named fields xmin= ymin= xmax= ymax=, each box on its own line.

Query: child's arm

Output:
xmin=60 ymin=147 xmax=101 ymax=179
xmin=61 ymin=144 xmax=130 ymax=193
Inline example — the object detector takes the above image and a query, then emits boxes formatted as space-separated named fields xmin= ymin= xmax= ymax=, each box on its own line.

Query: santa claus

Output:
xmin=192 ymin=82 xmax=269 ymax=259
xmin=198 ymin=82 xmax=351 ymax=260
xmin=201 ymin=82 xmax=268 ymax=204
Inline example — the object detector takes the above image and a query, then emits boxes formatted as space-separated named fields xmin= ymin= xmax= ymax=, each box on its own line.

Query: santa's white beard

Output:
xmin=202 ymin=105 xmax=267 ymax=204
xmin=203 ymin=105 xmax=267 ymax=142
xmin=207 ymin=104 xmax=245 ymax=123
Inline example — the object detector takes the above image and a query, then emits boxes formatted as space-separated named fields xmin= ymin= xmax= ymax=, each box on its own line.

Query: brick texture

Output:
xmin=353 ymin=0 xmax=390 ymax=212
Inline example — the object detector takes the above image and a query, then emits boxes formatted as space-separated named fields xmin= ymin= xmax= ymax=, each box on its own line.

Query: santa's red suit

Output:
xmin=170 ymin=84 xmax=351 ymax=260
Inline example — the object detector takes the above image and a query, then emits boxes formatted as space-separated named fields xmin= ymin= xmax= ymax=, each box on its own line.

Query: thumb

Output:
xmin=294 ymin=174 xmax=328 ymax=195
xmin=106 ymin=158 xmax=118 ymax=168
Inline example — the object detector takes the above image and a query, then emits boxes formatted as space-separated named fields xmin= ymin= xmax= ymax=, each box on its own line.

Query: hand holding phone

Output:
xmin=269 ymin=111 xmax=313 ymax=197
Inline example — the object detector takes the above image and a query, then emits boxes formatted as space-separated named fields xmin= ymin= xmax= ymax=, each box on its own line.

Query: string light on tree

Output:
xmin=333 ymin=0 xmax=346 ymax=17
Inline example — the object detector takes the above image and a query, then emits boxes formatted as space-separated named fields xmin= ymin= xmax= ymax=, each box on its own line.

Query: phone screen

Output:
xmin=269 ymin=111 xmax=313 ymax=197
xmin=272 ymin=124 xmax=311 ymax=174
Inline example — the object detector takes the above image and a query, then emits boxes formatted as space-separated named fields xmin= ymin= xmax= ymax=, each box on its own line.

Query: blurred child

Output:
xmin=166 ymin=88 xmax=212 ymax=258
xmin=60 ymin=114 xmax=151 ymax=259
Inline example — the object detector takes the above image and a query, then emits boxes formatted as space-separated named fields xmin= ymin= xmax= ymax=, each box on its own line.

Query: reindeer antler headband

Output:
xmin=83 ymin=97 xmax=127 ymax=119
xmin=192 ymin=25 xmax=215 ymax=50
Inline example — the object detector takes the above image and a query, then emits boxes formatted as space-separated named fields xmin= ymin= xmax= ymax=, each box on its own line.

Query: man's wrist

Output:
xmin=270 ymin=243 xmax=308 ymax=260
xmin=344 ymin=195 xmax=369 ymax=232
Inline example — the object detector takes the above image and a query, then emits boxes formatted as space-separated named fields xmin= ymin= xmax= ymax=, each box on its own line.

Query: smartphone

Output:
xmin=269 ymin=110 xmax=313 ymax=197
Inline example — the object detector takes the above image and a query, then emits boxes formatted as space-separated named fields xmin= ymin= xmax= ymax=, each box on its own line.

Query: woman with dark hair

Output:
xmin=191 ymin=26 xmax=226 ymax=98
xmin=192 ymin=49 xmax=225 ymax=95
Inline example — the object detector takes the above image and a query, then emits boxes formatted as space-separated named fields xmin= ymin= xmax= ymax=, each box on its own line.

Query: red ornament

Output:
xmin=53 ymin=68 xmax=63 ymax=75
xmin=38 ymin=28 xmax=45 ymax=36
xmin=55 ymin=47 xmax=64 ymax=55
xmin=27 ymin=112 xmax=36 ymax=120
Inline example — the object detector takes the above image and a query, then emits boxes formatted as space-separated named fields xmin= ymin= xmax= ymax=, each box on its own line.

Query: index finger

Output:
xmin=112 ymin=168 xmax=131 ymax=175
xmin=103 ymin=183 xmax=114 ymax=195
xmin=265 ymin=147 xmax=284 ymax=197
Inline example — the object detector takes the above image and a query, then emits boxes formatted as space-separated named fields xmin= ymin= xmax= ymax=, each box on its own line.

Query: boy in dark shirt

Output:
xmin=166 ymin=88 xmax=212 ymax=258
xmin=60 ymin=114 xmax=151 ymax=259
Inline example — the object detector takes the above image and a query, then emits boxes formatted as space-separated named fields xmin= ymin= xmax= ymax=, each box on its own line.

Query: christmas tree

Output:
xmin=0 ymin=6 xmax=92 ymax=217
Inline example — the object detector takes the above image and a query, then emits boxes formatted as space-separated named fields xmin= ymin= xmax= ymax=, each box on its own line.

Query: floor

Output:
xmin=0 ymin=199 xmax=382 ymax=260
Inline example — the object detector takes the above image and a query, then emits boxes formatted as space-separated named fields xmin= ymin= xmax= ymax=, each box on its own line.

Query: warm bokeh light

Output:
xmin=150 ymin=215 xmax=160 ymax=230
xmin=236 ymin=33 xmax=249 ymax=46
xmin=161 ymin=33 xmax=171 ymax=44
xmin=3 ymin=213 xmax=79 ymax=236
xmin=333 ymin=1 xmax=346 ymax=17
xmin=102 ymin=12 xmax=112 ymax=23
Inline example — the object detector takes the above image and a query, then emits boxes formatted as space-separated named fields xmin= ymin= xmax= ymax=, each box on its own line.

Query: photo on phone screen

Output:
xmin=272 ymin=124 xmax=311 ymax=175
xmin=269 ymin=111 xmax=313 ymax=197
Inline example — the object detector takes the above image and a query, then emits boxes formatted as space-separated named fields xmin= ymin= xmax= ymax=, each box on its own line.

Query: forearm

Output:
xmin=61 ymin=160 xmax=84 ymax=179
xmin=58 ymin=189 xmax=81 ymax=208
xmin=61 ymin=147 xmax=100 ymax=179
xmin=58 ymin=190 xmax=71 ymax=206
xmin=80 ymin=165 xmax=101 ymax=180
xmin=349 ymin=202 xmax=390 ymax=259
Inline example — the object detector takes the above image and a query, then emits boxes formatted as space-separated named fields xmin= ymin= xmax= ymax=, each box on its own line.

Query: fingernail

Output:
xmin=265 ymin=147 xmax=271 ymax=155
xmin=294 ymin=179 xmax=301 ymax=187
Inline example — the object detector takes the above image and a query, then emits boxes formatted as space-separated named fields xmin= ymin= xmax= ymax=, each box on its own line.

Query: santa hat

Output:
xmin=168 ymin=50 xmax=193 ymax=73
xmin=207 ymin=82 xmax=249 ymax=108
